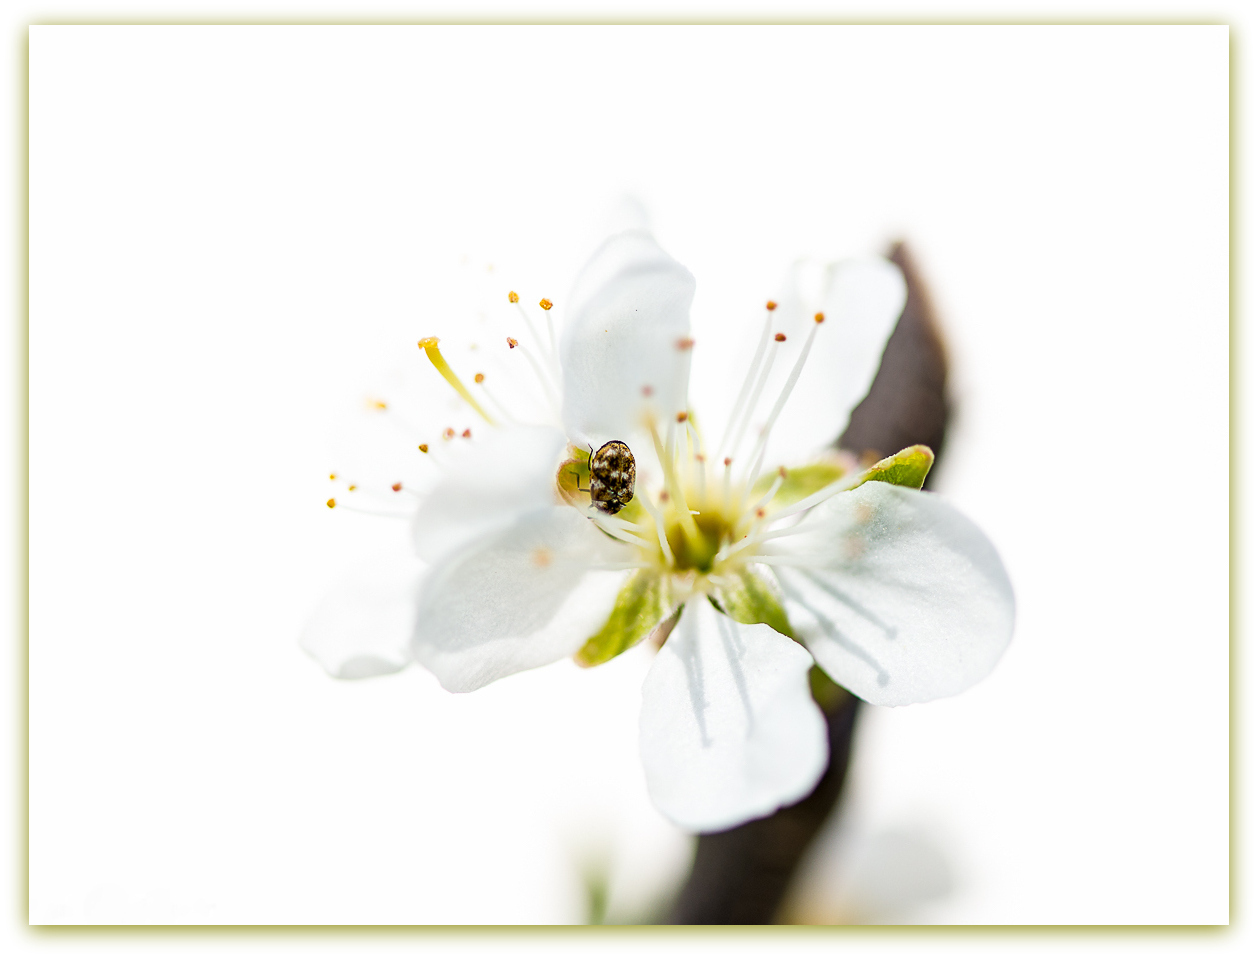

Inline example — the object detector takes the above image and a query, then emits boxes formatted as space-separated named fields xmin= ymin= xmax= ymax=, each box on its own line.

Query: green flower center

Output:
xmin=664 ymin=509 xmax=734 ymax=574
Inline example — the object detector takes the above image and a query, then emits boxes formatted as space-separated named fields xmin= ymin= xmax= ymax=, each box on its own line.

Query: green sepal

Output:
xmin=710 ymin=567 xmax=793 ymax=638
xmin=749 ymin=459 xmax=850 ymax=511
xmin=574 ymin=570 xmax=675 ymax=668
xmin=853 ymin=444 xmax=934 ymax=491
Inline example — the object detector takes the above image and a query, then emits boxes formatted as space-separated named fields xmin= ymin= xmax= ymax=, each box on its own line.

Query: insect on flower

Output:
xmin=304 ymin=226 xmax=1016 ymax=834
xmin=586 ymin=440 xmax=636 ymax=515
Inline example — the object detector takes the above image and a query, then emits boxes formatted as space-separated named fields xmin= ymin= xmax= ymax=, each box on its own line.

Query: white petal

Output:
xmin=300 ymin=563 xmax=424 ymax=679
xmin=411 ymin=507 xmax=631 ymax=692
xmin=411 ymin=424 xmax=567 ymax=564
xmin=771 ymin=482 xmax=1015 ymax=706
xmin=560 ymin=231 xmax=696 ymax=447
xmin=639 ymin=598 xmax=828 ymax=833
xmin=754 ymin=258 xmax=906 ymax=468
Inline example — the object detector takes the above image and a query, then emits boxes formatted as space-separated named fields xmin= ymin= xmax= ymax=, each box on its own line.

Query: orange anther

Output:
xmin=392 ymin=482 xmax=403 ymax=492
xmin=539 ymin=298 xmax=553 ymax=311
xmin=676 ymin=337 xmax=695 ymax=351
xmin=659 ymin=490 xmax=670 ymax=502
xmin=723 ymin=457 xmax=732 ymax=467
xmin=418 ymin=443 xmax=429 ymax=453
xmin=507 ymin=337 xmax=518 ymax=349
xmin=508 ymin=291 xmax=520 ymax=303
xmin=443 ymin=427 xmax=456 ymax=440
xmin=756 ymin=508 xmax=766 ymax=519
xmin=676 ymin=412 xmax=688 ymax=423
xmin=474 ymin=372 xmax=485 ymax=383
xmin=766 ymin=300 xmax=778 ymax=311
xmin=814 ymin=312 xmax=825 ymax=323
xmin=774 ymin=333 xmax=786 ymax=342
xmin=778 ymin=466 xmax=788 ymax=477
xmin=462 ymin=428 xmax=472 ymax=439
xmin=347 ymin=484 xmax=357 ymax=492
xmin=326 ymin=498 xmax=336 ymax=509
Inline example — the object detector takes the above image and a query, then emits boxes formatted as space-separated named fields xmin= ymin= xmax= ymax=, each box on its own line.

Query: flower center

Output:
xmin=663 ymin=508 xmax=733 ymax=574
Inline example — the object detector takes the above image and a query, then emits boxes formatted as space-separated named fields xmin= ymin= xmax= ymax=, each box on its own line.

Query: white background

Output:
xmin=5 ymin=4 xmax=1249 ymax=957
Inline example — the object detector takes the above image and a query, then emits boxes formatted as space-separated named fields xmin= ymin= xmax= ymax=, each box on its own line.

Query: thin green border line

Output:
xmin=20 ymin=21 xmax=1235 ymax=933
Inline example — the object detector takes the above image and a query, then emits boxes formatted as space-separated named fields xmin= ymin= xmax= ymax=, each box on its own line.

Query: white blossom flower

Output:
xmin=303 ymin=230 xmax=1015 ymax=833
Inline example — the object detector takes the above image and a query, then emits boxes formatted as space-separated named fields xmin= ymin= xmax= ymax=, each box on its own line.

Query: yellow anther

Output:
xmin=347 ymin=484 xmax=357 ymax=491
xmin=417 ymin=337 xmax=496 ymax=425
xmin=539 ymin=298 xmax=553 ymax=311
xmin=329 ymin=473 xmax=337 ymax=481
xmin=418 ymin=443 xmax=429 ymax=453
xmin=373 ymin=400 xmax=388 ymax=410
xmin=508 ymin=291 xmax=519 ymax=303
xmin=326 ymin=498 xmax=336 ymax=509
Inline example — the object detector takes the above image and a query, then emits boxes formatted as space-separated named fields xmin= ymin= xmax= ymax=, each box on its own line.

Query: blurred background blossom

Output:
xmin=26 ymin=24 xmax=1228 ymax=926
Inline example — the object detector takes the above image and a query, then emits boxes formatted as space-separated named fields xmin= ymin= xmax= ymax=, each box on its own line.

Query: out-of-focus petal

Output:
xmin=750 ymin=258 xmax=906 ymax=468
xmin=560 ymin=231 xmax=696 ymax=448
xmin=411 ymin=424 xmax=567 ymax=564
xmin=300 ymin=563 xmax=425 ymax=679
xmin=639 ymin=598 xmax=828 ymax=832
xmin=412 ymin=507 xmax=631 ymax=692
xmin=771 ymin=482 xmax=1014 ymax=707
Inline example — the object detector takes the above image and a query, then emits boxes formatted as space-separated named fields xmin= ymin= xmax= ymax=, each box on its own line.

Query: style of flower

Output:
xmin=302 ymin=230 xmax=1015 ymax=832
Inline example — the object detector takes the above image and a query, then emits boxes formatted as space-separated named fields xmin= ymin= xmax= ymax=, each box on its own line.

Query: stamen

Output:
xmin=724 ymin=326 xmax=785 ymax=468
xmin=742 ymin=314 xmax=825 ymax=488
xmin=417 ymin=337 xmax=496 ymax=425
xmin=473 ymin=373 xmax=521 ymax=425
xmin=636 ymin=489 xmax=676 ymax=567
xmin=756 ymin=470 xmax=865 ymax=525
xmin=508 ymin=337 xmax=562 ymax=418
xmin=323 ymin=498 xmax=412 ymax=519
xmin=717 ymin=304 xmax=775 ymax=459
xmin=750 ymin=467 xmax=788 ymax=513
xmin=512 ymin=301 xmax=550 ymax=362
xmin=587 ymin=512 xmax=653 ymax=548
xmin=722 ymin=457 xmax=733 ymax=511
xmin=541 ymin=298 xmax=557 ymax=354
xmin=418 ymin=444 xmax=429 ymax=453
xmin=651 ymin=417 xmax=699 ymax=543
